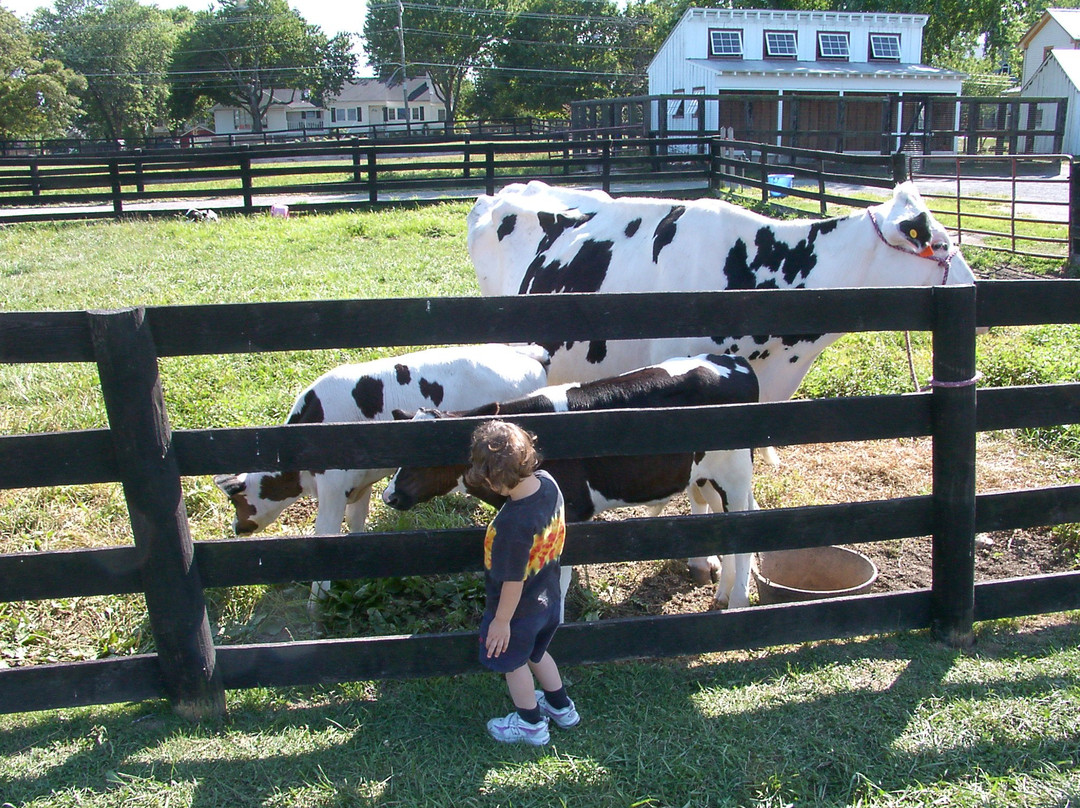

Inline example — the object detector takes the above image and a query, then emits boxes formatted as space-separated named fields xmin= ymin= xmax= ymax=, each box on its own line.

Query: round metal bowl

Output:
xmin=753 ymin=546 xmax=878 ymax=605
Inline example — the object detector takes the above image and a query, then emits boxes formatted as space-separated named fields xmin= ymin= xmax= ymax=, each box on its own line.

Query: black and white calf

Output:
xmin=381 ymin=354 xmax=761 ymax=609
xmin=468 ymin=180 xmax=977 ymax=399
xmin=215 ymin=343 xmax=549 ymax=605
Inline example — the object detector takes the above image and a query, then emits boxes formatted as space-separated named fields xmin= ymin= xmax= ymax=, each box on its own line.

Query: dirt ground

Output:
xmin=565 ymin=434 xmax=1080 ymax=619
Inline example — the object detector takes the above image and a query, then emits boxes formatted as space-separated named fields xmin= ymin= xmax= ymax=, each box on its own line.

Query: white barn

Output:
xmin=1018 ymin=8 xmax=1080 ymax=88
xmin=1018 ymin=9 xmax=1080 ymax=156
xmin=644 ymin=8 xmax=964 ymax=151
xmin=1021 ymin=50 xmax=1080 ymax=156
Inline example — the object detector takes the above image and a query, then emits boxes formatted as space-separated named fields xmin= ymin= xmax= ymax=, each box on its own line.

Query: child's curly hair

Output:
xmin=465 ymin=420 xmax=542 ymax=493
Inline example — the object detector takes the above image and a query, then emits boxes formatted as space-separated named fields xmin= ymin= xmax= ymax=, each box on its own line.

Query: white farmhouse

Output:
xmin=211 ymin=76 xmax=445 ymax=137
xmin=325 ymin=76 xmax=445 ymax=133
xmin=213 ymin=90 xmax=323 ymax=136
xmin=645 ymin=8 xmax=964 ymax=151
xmin=1018 ymin=9 xmax=1080 ymax=155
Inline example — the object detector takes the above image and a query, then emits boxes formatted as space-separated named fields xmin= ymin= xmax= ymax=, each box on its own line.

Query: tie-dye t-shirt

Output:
xmin=484 ymin=470 xmax=566 ymax=618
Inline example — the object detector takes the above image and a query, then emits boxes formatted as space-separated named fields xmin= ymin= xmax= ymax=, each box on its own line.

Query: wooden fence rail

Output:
xmin=2 ymin=282 xmax=1080 ymax=718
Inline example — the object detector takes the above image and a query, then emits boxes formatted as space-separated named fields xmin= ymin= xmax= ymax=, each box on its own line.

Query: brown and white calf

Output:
xmin=381 ymin=353 xmax=761 ymax=609
xmin=215 ymin=343 xmax=549 ymax=605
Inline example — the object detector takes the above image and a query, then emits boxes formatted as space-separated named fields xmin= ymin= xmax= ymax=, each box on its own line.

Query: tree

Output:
xmin=363 ymin=0 xmax=510 ymax=123
xmin=170 ymin=0 xmax=354 ymax=134
xmin=32 ymin=0 xmax=181 ymax=141
xmin=0 ymin=7 xmax=84 ymax=140
xmin=473 ymin=0 xmax=637 ymax=118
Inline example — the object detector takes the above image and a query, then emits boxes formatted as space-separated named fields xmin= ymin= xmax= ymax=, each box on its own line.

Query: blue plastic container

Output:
xmin=767 ymin=173 xmax=794 ymax=197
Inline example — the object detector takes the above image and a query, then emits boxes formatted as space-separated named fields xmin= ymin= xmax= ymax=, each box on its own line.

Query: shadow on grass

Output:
xmin=1 ymin=615 xmax=1078 ymax=807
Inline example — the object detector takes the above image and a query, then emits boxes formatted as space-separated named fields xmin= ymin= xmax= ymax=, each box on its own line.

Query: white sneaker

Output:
xmin=536 ymin=691 xmax=580 ymax=729
xmin=486 ymin=711 xmax=550 ymax=745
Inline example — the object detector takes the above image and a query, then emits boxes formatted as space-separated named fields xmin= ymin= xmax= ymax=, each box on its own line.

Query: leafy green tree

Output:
xmin=170 ymin=0 xmax=354 ymax=134
xmin=474 ymin=0 xmax=636 ymax=118
xmin=364 ymin=0 xmax=510 ymax=122
xmin=31 ymin=0 xmax=181 ymax=141
xmin=0 ymin=7 xmax=84 ymax=140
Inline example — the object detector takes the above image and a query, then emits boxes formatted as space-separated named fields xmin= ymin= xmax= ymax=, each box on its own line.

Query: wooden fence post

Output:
xmin=368 ymin=149 xmax=378 ymax=203
xmin=1070 ymin=159 xmax=1079 ymax=273
xmin=351 ymin=139 xmax=362 ymax=185
xmin=239 ymin=148 xmax=253 ymax=213
xmin=109 ymin=159 xmax=123 ymax=216
xmin=929 ymin=283 xmax=978 ymax=648
xmin=89 ymin=307 xmax=225 ymax=720
xmin=759 ymin=147 xmax=768 ymax=203
xmin=890 ymin=151 xmax=909 ymax=184
xmin=485 ymin=146 xmax=495 ymax=197
xmin=29 ymin=159 xmax=41 ymax=197
xmin=602 ymin=138 xmax=611 ymax=193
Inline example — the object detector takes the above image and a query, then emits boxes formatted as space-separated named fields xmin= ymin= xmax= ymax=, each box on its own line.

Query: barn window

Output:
xmin=817 ymin=32 xmax=850 ymax=60
xmin=869 ymin=33 xmax=901 ymax=60
xmin=709 ymin=29 xmax=743 ymax=58
xmin=765 ymin=31 xmax=797 ymax=58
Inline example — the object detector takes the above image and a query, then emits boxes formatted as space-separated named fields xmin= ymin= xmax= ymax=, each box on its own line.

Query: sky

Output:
xmin=2 ymin=0 xmax=372 ymax=68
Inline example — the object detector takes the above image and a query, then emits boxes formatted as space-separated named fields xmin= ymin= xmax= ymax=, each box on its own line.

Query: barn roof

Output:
xmin=1019 ymin=8 xmax=1080 ymax=50
xmin=685 ymin=59 xmax=965 ymax=81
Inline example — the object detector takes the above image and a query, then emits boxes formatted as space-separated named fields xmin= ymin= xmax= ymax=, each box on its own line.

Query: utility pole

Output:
xmin=397 ymin=0 xmax=411 ymax=135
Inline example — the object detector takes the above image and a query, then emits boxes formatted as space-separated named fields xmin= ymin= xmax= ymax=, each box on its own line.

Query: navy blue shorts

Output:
xmin=479 ymin=606 xmax=560 ymax=673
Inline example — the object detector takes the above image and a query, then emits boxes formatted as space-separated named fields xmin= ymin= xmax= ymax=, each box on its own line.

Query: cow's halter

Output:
xmin=869 ymin=209 xmax=978 ymax=391
xmin=867 ymin=209 xmax=957 ymax=285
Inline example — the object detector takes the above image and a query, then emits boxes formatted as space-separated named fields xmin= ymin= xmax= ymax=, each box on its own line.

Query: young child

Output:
xmin=467 ymin=419 xmax=579 ymax=746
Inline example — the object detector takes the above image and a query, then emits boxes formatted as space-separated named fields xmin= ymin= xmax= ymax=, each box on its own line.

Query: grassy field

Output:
xmin=1 ymin=205 xmax=1079 ymax=807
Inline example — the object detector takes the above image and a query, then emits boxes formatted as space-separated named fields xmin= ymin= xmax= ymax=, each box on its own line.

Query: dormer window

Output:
xmin=765 ymin=31 xmax=798 ymax=58
xmin=869 ymin=33 xmax=901 ymax=61
xmin=709 ymin=29 xmax=743 ymax=58
xmin=817 ymin=31 xmax=850 ymax=60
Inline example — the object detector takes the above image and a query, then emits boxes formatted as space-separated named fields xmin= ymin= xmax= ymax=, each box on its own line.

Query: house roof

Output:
xmin=1019 ymin=8 xmax=1080 ymax=50
xmin=210 ymin=89 xmax=317 ymax=114
xmin=329 ymin=76 xmax=438 ymax=105
xmin=685 ymin=59 xmax=965 ymax=81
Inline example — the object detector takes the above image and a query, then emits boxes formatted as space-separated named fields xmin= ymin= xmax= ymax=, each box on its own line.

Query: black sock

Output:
xmin=517 ymin=705 xmax=543 ymax=724
xmin=543 ymin=687 xmax=571 ymax=710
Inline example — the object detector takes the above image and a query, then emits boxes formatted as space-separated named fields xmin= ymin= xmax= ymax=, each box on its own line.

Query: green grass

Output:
xmin=2 ymin=205 xmax=1079 ymax=807
xmin=0 ymin=615 xmax=1078 ymax=807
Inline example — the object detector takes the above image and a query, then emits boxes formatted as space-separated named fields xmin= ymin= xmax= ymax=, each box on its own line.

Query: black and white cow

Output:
xmin=215 ymin=344 xmax=549 ymax=605
xmin=381 ymin=354 xmax=760 ymax=609
xmin=468 ymin=180 xmax=976 ymax=399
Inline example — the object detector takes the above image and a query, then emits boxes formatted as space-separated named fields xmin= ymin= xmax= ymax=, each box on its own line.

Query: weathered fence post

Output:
xmin=929 ymin=283 xmax=978 ymax=648
xmin=89 ymin=307 xmax=225 ymax=720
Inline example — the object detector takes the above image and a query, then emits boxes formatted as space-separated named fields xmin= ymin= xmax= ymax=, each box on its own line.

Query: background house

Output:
xmin=326 ymin=76 xmax=444 ymax=133
xmin=212 ymin=76 xmax=444 ymax=137
xmin=213 ymin=90 xmax=322 ymax=135
xmin=1018 ymin=9 xmax=1080 ymax=155
xmin=644 ymin=8 xmax=964 ymax=151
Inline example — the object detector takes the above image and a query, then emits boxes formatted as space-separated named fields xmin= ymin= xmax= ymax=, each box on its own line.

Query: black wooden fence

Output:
xmin=3 ymin=283 xmax=1080 ymax=719
xmin=0 ymin=137 xmax=713 ymax=222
